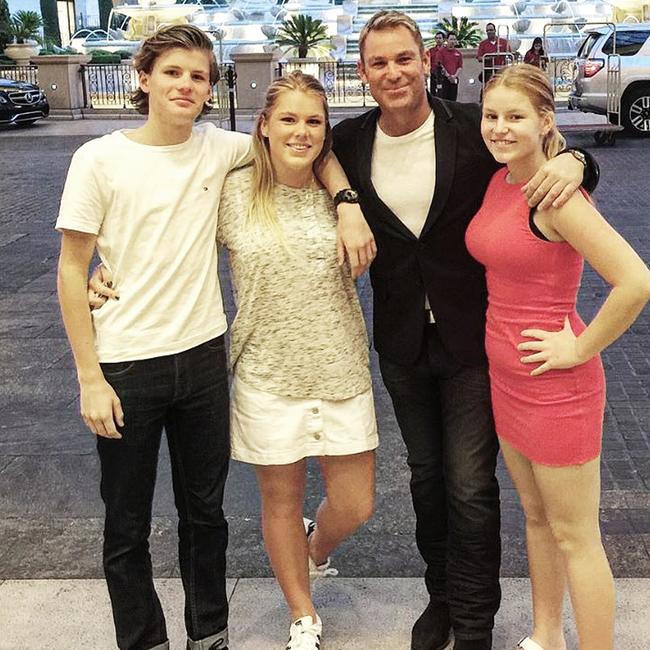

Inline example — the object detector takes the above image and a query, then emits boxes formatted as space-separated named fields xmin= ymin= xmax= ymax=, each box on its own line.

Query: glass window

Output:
xmin=578 ymin=33 xmax=602 ymax=58
xmin=601 ymin=31 xmax=650 ymax=56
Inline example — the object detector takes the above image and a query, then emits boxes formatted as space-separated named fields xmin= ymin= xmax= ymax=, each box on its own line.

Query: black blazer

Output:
xmin=332 ymin=96 xmax=501 ymax=367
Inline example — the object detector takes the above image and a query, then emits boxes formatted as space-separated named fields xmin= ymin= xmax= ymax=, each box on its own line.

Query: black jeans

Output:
xmin=439 ymin=77 xmax=459 ymax=102
xmin=97 ymin=337 xmax=231 ymax=650
xmin=379 ymin=325 xmax=501 ymax=640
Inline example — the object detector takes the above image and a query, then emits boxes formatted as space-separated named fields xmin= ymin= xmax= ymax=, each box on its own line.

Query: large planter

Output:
xmin=3 ymin=43 xmax=41 ymax=66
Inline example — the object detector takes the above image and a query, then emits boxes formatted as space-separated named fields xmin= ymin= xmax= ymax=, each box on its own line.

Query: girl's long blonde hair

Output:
xmin=484 ymin=63 xmax=566 ymax=158
xmin=248 ymin=71 xmax=333 ymax=233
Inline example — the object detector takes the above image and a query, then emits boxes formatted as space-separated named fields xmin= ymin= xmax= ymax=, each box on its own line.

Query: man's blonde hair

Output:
xmin=358 ymin=10 xmax=425 ymax=61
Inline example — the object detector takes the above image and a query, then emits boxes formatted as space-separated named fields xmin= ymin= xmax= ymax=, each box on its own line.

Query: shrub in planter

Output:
xmin=276 ymin=14 xmax=330 ymax=58
xmin=90 ymin=49 xmax=121 ymax=64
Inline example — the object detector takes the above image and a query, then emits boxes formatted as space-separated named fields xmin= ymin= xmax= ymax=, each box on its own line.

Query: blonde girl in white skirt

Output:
xmin=217 ymin=72 xmax=378 ymax=650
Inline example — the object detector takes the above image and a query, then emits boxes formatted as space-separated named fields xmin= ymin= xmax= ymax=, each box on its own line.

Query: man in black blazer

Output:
xmin=331 ymin=11 xmax=595 ymax=650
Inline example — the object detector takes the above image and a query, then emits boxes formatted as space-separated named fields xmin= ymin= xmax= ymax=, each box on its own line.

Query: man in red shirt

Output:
xmin=437 ymin=32 xmax=463 ymax=101
xmin=476 ymin=23 xmax=511 ymax=86
xmin=427 ymin=30 xmax=446 ymax=95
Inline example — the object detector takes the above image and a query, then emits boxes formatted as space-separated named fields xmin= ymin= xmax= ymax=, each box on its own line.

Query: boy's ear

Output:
xmin=139 ymin=69 xmax=151 ymax=94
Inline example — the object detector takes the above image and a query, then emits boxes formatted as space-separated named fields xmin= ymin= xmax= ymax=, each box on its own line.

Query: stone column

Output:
xmin=31 ymin=55 xmax=91 ymax=120
xmin=231 ymin=49 xmax=282 ymax=111
xmin=457 ymin=48 xmax=481 ymax=104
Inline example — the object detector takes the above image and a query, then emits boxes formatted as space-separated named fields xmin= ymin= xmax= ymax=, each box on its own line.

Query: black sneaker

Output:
xmin=454 ymin=634 xmax=492 ymax=650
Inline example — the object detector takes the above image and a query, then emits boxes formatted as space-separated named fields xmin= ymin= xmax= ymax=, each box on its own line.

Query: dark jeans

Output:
xmin=439 ymin=77 xmax=459 ymax=102
xmin=379 ymin=325 xmax=501 ymax=640
xmin=430 ymin=66 xmax=444 ymax=97
xmin=97 ymin=337 xmax=231 ymax=650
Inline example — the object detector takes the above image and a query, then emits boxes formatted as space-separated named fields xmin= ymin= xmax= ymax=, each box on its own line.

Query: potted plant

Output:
xmin=3 ymin=10 xmax=43 ymax=64
xmin=275 ymin=14 xmax=330 ymax=59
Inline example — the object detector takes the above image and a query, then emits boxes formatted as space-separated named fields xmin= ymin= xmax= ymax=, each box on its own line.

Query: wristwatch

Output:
xmin=333 ymin=188 xmax=360 ymax=207
xmin=561 ymin=147 xmax=599 ymax=194
xmin=565 ymin=148 xmax=587 ymax=168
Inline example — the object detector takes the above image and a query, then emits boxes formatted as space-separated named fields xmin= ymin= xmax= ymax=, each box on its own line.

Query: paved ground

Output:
xmin=0 ymin=117 xmax=649 ymax=647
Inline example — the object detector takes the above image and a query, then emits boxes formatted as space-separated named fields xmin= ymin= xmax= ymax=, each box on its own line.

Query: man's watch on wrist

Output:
xmin=565 ymin=148 xmax=587 ymax=168
xmin=559 ymin=147 xmax=599 ymax=194
xmin=333 ymin=188 xmax=360 ymax=207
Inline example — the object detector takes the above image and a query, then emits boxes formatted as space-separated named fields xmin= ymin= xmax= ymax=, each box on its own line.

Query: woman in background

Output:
xmin=524 ymin=37 xmax=547 ymax=69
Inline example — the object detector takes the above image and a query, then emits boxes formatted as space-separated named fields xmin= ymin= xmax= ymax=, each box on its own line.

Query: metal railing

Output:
xmin=0 ymin=64 xmax=39 ymax=85
xmin=278 ymin=60 xmax=376 ymax=107
xmin=81 ymin=62 xmax=137 ymax=109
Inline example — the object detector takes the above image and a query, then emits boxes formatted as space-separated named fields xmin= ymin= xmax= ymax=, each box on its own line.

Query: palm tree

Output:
xmin=275 ymin=14 xmax=330 ymax=59
xmin=434 ymin=17 xmax=482 ymax=48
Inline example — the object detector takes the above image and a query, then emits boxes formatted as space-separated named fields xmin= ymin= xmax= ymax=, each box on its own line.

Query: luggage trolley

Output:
xmin=543 ymin=22 xmax=622 ymax=146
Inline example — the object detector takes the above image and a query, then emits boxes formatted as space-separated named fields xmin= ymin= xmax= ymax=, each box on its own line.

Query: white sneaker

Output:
xmin=286 ymin=615 xmax=322 ymax=650
xmin=303 ymin=518 xmax=338 ymax=580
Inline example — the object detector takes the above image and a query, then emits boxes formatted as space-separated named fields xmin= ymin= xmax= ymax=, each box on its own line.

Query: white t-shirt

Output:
xmin=56 ymin=123 xmax=251 ymax=362
xmin=371 ymin=111 xmax=436 ymax=314
xmin=371 ymin=110 xmax=436 ymax=239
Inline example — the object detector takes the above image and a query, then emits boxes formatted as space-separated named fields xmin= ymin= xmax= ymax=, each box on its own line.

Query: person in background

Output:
xmin=437 ymin=32 xmax=463 ymax=101
xmin=524 ymin=37 xmax=547 ymax=70
xmin=427 ymin=31 xmax=446 ymax=95
xmin=466 ymin=63 xmax=650 ymax=650
xmin=477 ymin=23 xmax=512 ymax=88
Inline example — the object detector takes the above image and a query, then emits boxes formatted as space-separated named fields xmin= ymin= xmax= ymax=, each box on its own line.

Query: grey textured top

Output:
xmin=217 ymin=166 xmax=371 ymax=400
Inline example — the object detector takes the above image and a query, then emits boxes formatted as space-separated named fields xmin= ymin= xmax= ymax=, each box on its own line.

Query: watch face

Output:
xmin=335 ymin=189 xmax=360 ymax=205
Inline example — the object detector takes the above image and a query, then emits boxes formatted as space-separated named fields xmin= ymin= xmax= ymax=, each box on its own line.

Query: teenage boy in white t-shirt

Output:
xmin=57 ymin=24 xmax=375 ymax=650
xmin=56 ymin=26 xmax=250 ymax=650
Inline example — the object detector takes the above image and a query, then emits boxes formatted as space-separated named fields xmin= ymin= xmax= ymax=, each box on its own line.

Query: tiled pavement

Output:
xmin=0 ymin=119 xmax=649 ymax=646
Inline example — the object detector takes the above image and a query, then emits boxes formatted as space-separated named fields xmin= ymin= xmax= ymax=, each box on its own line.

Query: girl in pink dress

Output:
xmin=465 ymin=64 xmax=650 ymax=650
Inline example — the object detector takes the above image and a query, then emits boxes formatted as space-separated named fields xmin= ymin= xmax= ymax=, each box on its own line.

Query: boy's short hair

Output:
xmin=131 ymin=24 xmax=218 ymax=116
xmin=358 ymin=10 xmax=425 ymax=61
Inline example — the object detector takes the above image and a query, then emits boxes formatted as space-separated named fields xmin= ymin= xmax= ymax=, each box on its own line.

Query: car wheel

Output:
xmin=621 ymin=86 xmax=650 ymax=137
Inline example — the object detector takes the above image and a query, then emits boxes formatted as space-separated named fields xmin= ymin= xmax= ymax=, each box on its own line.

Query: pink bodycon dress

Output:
xmin=465 ymin=168 xmax=605 ymax=466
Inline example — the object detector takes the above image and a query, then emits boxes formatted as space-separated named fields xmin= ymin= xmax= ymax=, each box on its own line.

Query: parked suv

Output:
xmin=569 ymin=24 xmax=650 ymax=137
xmin=0 ymin=77 xmax=50 ymax=126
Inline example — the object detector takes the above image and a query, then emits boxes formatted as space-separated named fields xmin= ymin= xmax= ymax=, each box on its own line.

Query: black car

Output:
xmin=0 ymin=77 xmax=50 ymax=126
